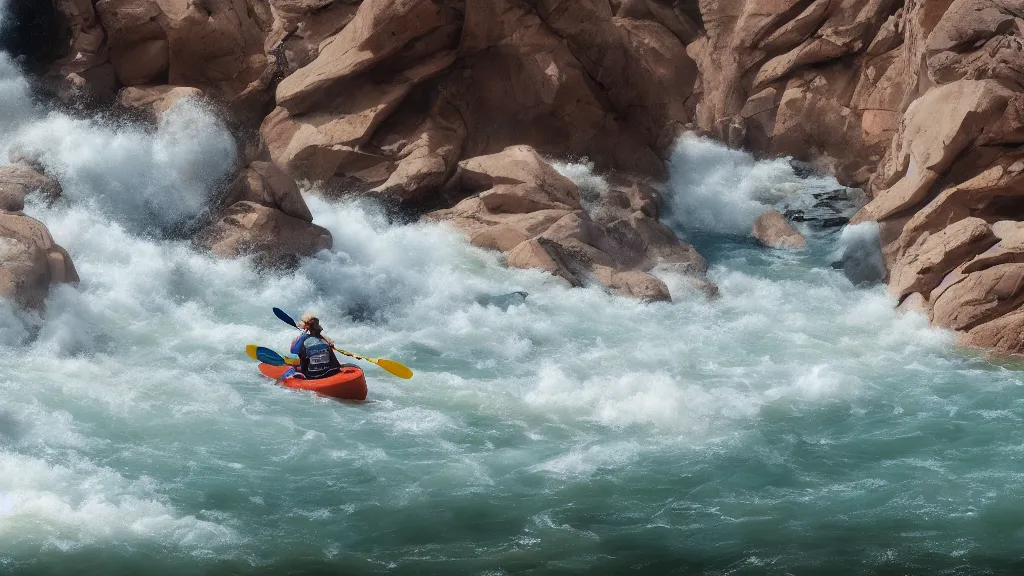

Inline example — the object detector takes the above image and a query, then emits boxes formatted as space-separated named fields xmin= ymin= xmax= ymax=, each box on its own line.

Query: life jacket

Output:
xmin=296 ymin=334 xmax=342 ymax=379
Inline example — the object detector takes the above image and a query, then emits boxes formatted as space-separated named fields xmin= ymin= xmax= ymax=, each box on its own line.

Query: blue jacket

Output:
xmin=290 ymin=332 xmax=342 ymax=379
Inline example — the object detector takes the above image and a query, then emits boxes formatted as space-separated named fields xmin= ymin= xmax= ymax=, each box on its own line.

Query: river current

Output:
xmin=0 ymin=46 xmax=1023 ymax=575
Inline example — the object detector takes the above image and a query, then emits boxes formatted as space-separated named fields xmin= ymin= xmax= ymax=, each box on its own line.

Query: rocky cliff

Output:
xmin=2 ymin=0 xmax=1022 ymax=350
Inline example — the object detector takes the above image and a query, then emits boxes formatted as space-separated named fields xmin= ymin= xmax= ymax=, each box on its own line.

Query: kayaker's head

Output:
xmin=300 ymin=312 xmax=323 ymax=337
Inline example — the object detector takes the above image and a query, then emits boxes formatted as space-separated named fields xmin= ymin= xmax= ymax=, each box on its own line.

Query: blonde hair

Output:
xmin=300 ymin=312 xmax=317 ymax=329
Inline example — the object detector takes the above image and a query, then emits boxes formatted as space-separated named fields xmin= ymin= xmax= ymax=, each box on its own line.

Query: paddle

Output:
xmin=245 ymin=344 xmax=300 ymax=366
xmin=273 ymin=307 xmax=414 ymax=379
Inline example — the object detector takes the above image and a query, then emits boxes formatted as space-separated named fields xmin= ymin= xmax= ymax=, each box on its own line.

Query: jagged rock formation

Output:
xmin=425 ymin=145 xmax=715 ymax=301
xmin=24 ymin=0 xmax=1024 ymax=350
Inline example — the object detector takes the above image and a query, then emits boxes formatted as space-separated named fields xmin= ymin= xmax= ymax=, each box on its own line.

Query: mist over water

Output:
xmin=0 ymin=35 xmax=1022 ymax=576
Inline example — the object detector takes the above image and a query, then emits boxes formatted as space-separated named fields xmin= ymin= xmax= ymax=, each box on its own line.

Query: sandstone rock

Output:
xmin=897 ymin=291 xmax=928 ymax=315
xmin=453 ymin=0 xmax=665 ymax=176
xmin=863 ymin=80 xmax=1016 ymax=221
xmin=96 ymin=0 xmax=269 ymax=103
xmin=960 ymin=308 xmax=1024 ymax=354
xmin=95 ymin=0 xmax=169 ymax=86
xmin=535 ymin=0 xmax=697 ymax=154
xmin=590 ymin=264 xmax=671 ymax=302
xmin=926 ymin=0 xmax=1024 ymax=88
xmin=753 ymin=210 xmax=807 ymax=249
xmin=161 ymin=0 xmax=270 ymax=101
xmin=955 ymin=222 xmax=1024 ymax=277
xmin=50 ymin=0 xmax=113 ymax=102
xmin=892 ymin=153 xmax=1024 ymax=256
xmin=462 ymin=146 xmax=582 ymax=212
xmin=931 ymin=263 xmax=1024 ymax=331
xmin=427 ymin=146 xmax=713 ymax=301
xmin=197 ymin=201 xmax=332 ymax=268
xmin=0 ymin=164 xmax=62 ymax=213
xmin=118 ymin=85 xmax=205 ymax=121
xmin=627 ymin=183 xmax=661 ymax=218
xmin=263 ymin=50 xmax=456 ymax=182
xmin=888 ymin=217 xmax=998 ymax=300
xmin=221 ymin=161 xmax=314 ymax=223
xmin=0 ymin=213 xmax=79 ymax=310
xmin=506 ymin=237 xmax=581 ymax=288
xmin=368 ymin=97 xmax=467 ymax=201
xmin=276 ymin=0 xmax=457 ymax=113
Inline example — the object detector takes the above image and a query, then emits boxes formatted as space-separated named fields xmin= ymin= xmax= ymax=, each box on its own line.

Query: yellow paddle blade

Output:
xmin=245 ymin=345 xmax=260 ymax=361
xmin=374 ymin=358 xmax=414 ymax=380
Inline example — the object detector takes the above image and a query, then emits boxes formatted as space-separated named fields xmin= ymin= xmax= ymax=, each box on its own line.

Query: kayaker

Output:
xmin=282 ymin=312 xmax=343 ymax=380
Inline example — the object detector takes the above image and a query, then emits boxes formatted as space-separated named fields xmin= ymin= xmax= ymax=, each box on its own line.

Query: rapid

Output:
xmin=0 ymin=44 xmax=1023 ymax=576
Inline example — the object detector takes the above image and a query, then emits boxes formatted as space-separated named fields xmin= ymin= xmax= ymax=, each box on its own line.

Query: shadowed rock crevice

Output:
xmin=0 ymin=0 xmax=60 ymax=71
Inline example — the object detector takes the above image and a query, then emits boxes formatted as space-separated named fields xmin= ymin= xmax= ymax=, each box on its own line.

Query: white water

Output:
xmin=0 ymin=50 xmax=1022 ymax=575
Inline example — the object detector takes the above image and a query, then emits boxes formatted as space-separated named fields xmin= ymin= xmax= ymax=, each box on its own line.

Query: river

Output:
xmin=1 ymin=46 xmax=1023 ymax=576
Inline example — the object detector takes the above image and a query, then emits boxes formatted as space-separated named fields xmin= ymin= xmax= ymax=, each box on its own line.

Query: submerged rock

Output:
xmin=475 ymin=291 xmax=528 ymax=311
xmin=837 ymin=222 xmax=887 ymax=287
xmin=752 ymin=210 xmax=806 ymax=250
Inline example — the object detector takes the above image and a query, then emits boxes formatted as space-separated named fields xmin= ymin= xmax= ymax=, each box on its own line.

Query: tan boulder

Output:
xmin=0 ymin=213 xmax=79 ymax=310
xmin=427 ymin=146 xmax=713 ymax=301
xmin=221 ymin=162 xmax=314 ymax=223
xmin=897 ymin=292 xmax=929 ymax=315
xmin=162 ymin=0 xmax=270 ymax=100
xmin=369 ymin=98 xmax=467 ymax=201
xmin=926 ymin=0 xmax=1024 ymax=87
xmin=267 ymin=1 xmax=359 ymax=76
xmin=931 ymin=263 xmax=1024 ymax=331
xmin=263 ymin=50 xmax=456 ymax=182
xmin=590 ymin=264 xmax=672 ymax=302
xmin=753 ymin=210 xmax=807 ymax=250
xmin=888 ymin=217 xmax=998 ymax=300
xmin=96 ymin=0 xmax=270 ymax=103
xmin=960 ymin=308 xmax=1024 ymax=355
xmin=50 ymin=0 xmax=114 ymax=102
xmin=452 ymin=0 xmax=665 ymax=176
xmin=275 ymin=0 xmax=456 ymax=113
xmin=0 ymin=164 xmax=62 ymax=212
xmin=535 ymin=0 xmax=697 ymax=154
xmin=461 ymin=146 xmax=583 ymax=213
xmin=95 ymin=0 xmax=169 ymax=86
xmin=506 ymin=237 xmax=583 ymax=288
xmin=958 ymin=222 xmax=1024 ymax=273
xmin=627 ymin=183 xmax=661 ymax=218
xmin=863 ymin=80 xmax=1016 ymax=221
xmin=892 ymin=153 xmax=1024 ymax=255
xmin=197 ymin=201 xmax=332 ymax=268
xmin=118 ymin=85 xmax=205 ymax=121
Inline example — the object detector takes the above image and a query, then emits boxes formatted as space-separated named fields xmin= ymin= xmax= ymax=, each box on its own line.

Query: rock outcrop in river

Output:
xmin=1 ymin=0 xmax=1021 ymax=349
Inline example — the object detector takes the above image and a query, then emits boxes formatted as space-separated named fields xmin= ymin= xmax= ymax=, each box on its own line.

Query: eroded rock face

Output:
xmin=118 ymin=85 xmax=205 ymax=121
xmin=0 ymin=213 xmax=79 ymax=310
xmin=425 ymin=145 xmax=714 ymax=302
xmin=43 ymin=0 xmax=1024 ymax=353
xmin=220 ymin=161 xmax=314 ymax=223
xmin=196 ymin=201 xmax=332 ymax=268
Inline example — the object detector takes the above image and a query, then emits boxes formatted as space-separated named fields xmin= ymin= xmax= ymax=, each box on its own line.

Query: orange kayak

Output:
xmin=258 ymin=363 xmax=368 ymax=401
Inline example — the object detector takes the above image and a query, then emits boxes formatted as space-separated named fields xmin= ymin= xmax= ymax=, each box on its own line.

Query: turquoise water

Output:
xmin=1 ymin=55 xmax=1023 ymax=575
